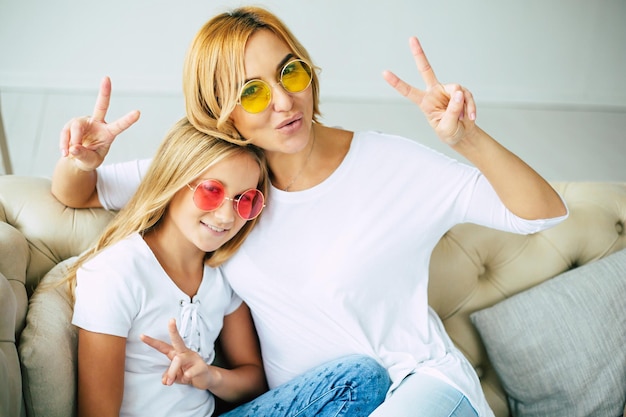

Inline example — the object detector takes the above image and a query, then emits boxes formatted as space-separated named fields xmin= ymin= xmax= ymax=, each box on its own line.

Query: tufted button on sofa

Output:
xmin=1 ymin=175 xmax=625 ymax=417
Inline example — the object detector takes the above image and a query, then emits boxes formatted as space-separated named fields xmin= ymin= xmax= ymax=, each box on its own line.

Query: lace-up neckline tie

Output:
xmin=179 ymin=299 xmax=204 ymax=354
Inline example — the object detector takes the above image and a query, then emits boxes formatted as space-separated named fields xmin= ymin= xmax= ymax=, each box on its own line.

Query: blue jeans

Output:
xmin=369 ymin=372 xmax=479 ymax=417
xmin=220 ymin=355 xmax=390 ymax=417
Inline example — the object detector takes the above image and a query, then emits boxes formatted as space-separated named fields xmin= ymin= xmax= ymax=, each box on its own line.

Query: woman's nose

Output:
xmin=270 ymin=83 xmax=294 ymax=112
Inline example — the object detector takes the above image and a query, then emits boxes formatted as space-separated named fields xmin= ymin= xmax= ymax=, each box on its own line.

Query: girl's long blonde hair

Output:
xmin=183 ymin=6 xmax=321 ymax=144
xmin=63 ymin=117 xmax=269 ymax=301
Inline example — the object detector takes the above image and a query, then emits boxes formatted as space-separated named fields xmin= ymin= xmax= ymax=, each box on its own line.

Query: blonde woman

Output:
xmin=66 ymin=117 xmax=389 ymax=417
xmin=53 ymin=6 xmax=567 ymax=416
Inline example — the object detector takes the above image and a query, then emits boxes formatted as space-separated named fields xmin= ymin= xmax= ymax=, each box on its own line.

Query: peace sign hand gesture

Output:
xmin=59 ymin=76 xmax=140 ymax=171
xmin=383 ymin=37 xmax=477 ymax=146
xmin=140 ymin=318 xmax=214 ymax=390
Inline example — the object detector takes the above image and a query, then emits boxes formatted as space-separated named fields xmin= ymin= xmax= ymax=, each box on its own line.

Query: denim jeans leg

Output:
xmin=369 ymin=372 xmax=479 ymax=417
xmin=220 ymin=354 xmax=390 ymax=417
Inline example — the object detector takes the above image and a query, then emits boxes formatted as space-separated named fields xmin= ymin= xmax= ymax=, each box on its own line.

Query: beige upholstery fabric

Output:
xmin=0 ymin=175 xmax=625 ymax=417
xmin=20 ymin=257 xmax=79 ymax=417
xmin=0 ymin=176 xmax=114 ymax=417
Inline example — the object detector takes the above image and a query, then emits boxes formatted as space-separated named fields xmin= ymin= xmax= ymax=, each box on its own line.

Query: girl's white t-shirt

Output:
xmin=96 ymin=131 xmax=567 ymax=416
xmin=72 ymin=233 xmax=242 ymax=417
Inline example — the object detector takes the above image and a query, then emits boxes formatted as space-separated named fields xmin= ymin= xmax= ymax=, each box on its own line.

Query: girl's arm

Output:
xmin=212 ymin=303 xmax=268 ymax=403
xmin=77 ymin=329 xmax=126 ymax=417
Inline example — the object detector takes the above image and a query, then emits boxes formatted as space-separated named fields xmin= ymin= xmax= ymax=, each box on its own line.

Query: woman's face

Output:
xmin=165 ymin=153 xmax=262 ymax=254
xmin=229 ymin=29 xmax=314 ymax=157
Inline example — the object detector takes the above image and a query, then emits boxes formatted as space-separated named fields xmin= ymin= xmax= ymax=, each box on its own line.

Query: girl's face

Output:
xmin=229 ymin=29 xmax=314 ymax=157
xmin=164 ymin=153 xmax=262 ymax=255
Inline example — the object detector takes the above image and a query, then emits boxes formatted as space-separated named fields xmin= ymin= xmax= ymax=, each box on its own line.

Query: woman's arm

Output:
xmin=51 ymin=76 xmax=140 ymax=208
xmin=450 ymin=124 xmax=567 ymax=220
xmin=51 ymin=157 xmax=101 ymax=208
xmin=383 ymin=37 xmax=567 ymax=220
xmin=77 ymin=329 xmax=126 ymax=417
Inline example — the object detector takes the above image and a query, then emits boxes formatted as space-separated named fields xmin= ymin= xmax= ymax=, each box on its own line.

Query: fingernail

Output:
xmin=454 ymin=91 xmax=463 ymax=102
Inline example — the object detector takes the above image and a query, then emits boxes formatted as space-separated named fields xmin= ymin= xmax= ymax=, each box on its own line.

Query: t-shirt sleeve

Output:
xmin=72 ymin=260 xmax=138 ymax=338
xmin=96 ymin=159 xmax=152 ymax=210
xmin=360 ymin=132 xmax=569 ymax=236
xmin=225 ymin=293 xmax=243 ymax=316
xmin=460 ymin=171 xmax=569 ymax=234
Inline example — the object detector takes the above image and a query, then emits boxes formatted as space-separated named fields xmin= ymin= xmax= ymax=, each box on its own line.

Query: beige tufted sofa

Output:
xmin=1 ymin=174 xmax=625 ymax=417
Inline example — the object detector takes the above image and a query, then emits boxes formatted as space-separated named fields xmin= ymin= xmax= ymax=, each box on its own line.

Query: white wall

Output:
xmin=2 ymin=0 xmax=624 ymax=105
xmin=1 ymin=0 xmax=625 ymax=180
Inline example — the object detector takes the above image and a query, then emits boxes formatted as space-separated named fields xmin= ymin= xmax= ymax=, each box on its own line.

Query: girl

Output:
xmin=65 ymin=117 xmax=389 ymax=417
xmin=53 ymin=6 xmax=568 ymax=416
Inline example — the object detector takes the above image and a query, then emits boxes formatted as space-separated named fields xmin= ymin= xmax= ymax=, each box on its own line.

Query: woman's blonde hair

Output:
xmin=63 ymin=117 xmax=269 ymax=301
xmin=183 ymin=6 xmax=321 ymax=144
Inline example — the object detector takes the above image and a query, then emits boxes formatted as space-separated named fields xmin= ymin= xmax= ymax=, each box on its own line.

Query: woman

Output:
xmin=52 ymin=6 xmax=568 ymax=416
xmin=65 ymin=117 xmax=389 ymax=417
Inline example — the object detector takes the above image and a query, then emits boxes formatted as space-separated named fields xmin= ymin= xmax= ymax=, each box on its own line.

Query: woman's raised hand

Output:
xmin=59 ymin=76 xmax=140 ymax=171
xmin=383 ymin=37 xmax=477 ymax=146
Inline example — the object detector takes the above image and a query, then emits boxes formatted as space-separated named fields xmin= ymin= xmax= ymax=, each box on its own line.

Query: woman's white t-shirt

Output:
xmin=95 ymin=131 xmax=567 ymax=416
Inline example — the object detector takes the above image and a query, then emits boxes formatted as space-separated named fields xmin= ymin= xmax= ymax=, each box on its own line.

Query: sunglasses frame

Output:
xmin=237 ymin=58 xmax=313 ymax=114
xmin=186 ymin=179 xmax=265 ymax=221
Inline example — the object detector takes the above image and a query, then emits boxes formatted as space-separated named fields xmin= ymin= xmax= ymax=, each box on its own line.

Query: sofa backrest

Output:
xmin=428 ymin=181 xmax=626 ymax=414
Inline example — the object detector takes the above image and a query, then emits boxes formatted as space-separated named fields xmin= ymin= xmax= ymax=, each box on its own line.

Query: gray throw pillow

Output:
xmin=470 ymin=248 xmax=626 ymax=417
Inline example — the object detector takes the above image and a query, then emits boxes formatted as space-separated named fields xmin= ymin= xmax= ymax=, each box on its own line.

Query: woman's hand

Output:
xmin=383 ymin=37 xmax=567 ymax=220
xmin=59 ymin=76 xmax=140 ymax=171
xmin=383 ymin=36 xmax=476 ymax=146
xmin=141 ymin=318 xmax=215 ymax=390
xmin=51 ymin=76 xmax=139 ymax=207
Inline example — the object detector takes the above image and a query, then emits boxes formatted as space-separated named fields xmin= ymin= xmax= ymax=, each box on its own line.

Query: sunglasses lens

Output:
xmin=240 ymin=80 xmax=271 ymax=114
xmin=235 ymin=189 xmax=265 ymax=220
xmin=281 ymin=60 xmax=312 ymax=93
xmin=193 ymin=180 xmax=224 ymax=211
xmin=239 ymin=60 xmax=312 ymax=114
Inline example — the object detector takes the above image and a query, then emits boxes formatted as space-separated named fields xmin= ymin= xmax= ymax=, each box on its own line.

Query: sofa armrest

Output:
xmin=0 ymin=221 xmax=29 ymax=329
xmin=0 ymin=271 xmax=23 ymax=417
xmin=0 ymin=175 xmax=114 ymax=417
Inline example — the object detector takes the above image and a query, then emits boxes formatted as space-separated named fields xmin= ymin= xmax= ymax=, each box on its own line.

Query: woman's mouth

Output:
xmin=277 ymin=116 xmax=302 ymax=134
xmin=277 ymin=114 xmax=302 ymax=129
